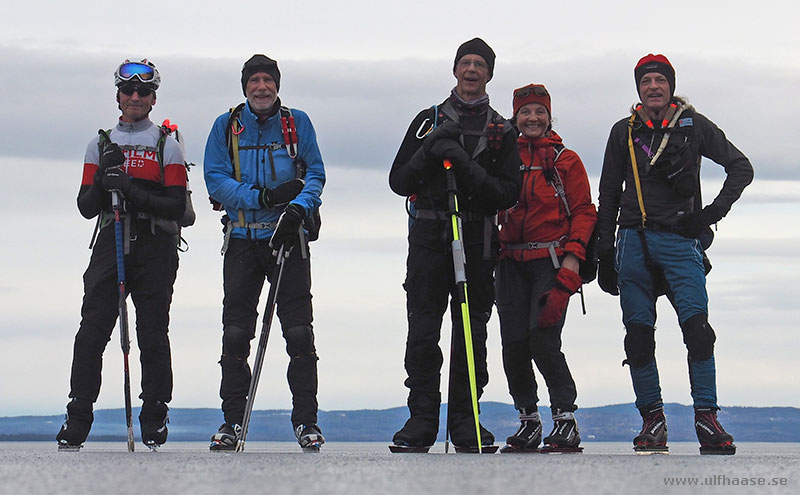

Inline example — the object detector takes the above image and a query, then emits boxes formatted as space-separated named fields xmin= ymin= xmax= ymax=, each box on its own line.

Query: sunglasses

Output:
xmin=514 ymin=85 xmax=549 ymax=99
xmin=118 ymin=83 xmax=155 ymax=97
xmin=118 ymin=62 xmax=156 ymax=82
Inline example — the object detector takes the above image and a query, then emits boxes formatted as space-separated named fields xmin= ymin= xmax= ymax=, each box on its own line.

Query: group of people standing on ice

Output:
xmin=55 ymin=36 xmax=752 ymax=456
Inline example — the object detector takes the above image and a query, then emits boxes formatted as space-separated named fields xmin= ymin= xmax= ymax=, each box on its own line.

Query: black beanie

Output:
xmin=241 ymin=54 xmax=281 ymax=95
xmin=453 ymin=37 xmax=495 ymax=80
xmin=634 ymin=53 xmax=675 ymax=97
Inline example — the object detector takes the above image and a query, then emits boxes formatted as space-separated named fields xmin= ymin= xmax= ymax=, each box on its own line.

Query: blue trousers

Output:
xmin=616 ymin=228 xmax=718 ymax=409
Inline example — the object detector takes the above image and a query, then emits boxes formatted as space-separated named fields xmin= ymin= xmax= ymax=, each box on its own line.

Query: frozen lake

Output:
xmin=2 ymin=442 xmax=797 ymax=494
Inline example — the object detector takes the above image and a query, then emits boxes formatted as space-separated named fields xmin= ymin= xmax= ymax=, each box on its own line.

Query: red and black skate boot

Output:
xmin=633 ymin=404 xmax=668 ymax=454
xmin=695 ymin=407 xmax=736 ymax=455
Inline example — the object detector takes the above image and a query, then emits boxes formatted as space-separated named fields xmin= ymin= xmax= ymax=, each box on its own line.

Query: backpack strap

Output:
xmin=279 ymin=106 xmax=298 ymax=159
xmin=547 ymin=143 xmax=571 ymax=218
xmin=225 ymin=103 xmax=248 ymax=229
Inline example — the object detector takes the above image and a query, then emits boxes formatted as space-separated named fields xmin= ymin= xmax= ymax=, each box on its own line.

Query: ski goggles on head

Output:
xmin=513 ymin=85 xmax=549 ymax=100
xmin=117 ymin=62 xmax=156 ymax=83
xmin=118 ymin=82 xmax=156 ymax=97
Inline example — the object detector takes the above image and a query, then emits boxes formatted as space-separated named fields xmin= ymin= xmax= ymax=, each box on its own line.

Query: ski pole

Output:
xmin=237 ymin=244 xmax=288 ymax=452
xmin=443 ymin=159 xmax=483 ymax=453
xmin=111 ymin=190 xmax=135 ymax=453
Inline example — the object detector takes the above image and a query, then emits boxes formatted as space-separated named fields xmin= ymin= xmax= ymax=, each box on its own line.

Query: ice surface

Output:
xmin=1 ymin=442 xmax=798 ymax=495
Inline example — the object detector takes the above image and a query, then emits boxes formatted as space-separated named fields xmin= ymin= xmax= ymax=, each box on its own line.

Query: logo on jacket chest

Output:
xmin=124 ymin=148 xmax=158 ymax=169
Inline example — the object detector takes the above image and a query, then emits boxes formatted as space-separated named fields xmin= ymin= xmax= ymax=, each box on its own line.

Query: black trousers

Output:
xmin=219 ymin=238 xmax=318 ymax=427
xmin=402 ymin=239 xmax=495 ymax=426
xmin=495 ymin=257 xmax=577 ymax=413
xmin=69 ymin=221 xmax=178 ymax=404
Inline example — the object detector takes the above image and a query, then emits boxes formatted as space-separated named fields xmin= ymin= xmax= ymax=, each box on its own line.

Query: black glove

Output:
xmin=270 ymin=203 xmax=305 ymax=251
xmin=429 ymin=138 xmax=471 ymax=166
xmin=101 ymin=166 xmax=132 ymax=194
xmin=677 ymin=204 xmax=723 ymax=239
xmin=257 ymin=178 xmax=305 ymax=209
xmin=94 ymin=143 xmax=126 ymax=189
xmin=422 ymin=121 xmax=461 ymax=157
xmin=597 ymin=250 xmax=619 ymax=296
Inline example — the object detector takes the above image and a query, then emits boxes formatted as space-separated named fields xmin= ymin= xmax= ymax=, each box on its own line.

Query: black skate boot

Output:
xmin=295 ymin=423 xmax=325 ymax=452
xmin=541 ymin=409 xmax=583 ymax=453
xmin=450 ymin=418 xmax=497 ymax=454
xmin=633 ymin=404 xmax=669 ymax=454
xmin=390 ymin=416 xmax=438 ymax=453
xmin=140 ymin=401 xmax=169 ymax=451
xmin=210 ymin=423 xmax=241 ymax=451
xmin=695 ymin=407 xmax=736 ymax=455
xmin=500 ymin=408 xmax=542 ymax=453
xmin=56 ymin=398 xmax=93 ymax=451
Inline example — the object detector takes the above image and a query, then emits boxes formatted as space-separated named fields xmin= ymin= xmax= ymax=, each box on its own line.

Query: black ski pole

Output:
xmin=236 ymin=244 xmax=288 ymax=452
xmin=443 ymin=159 xmax=483 ymax=453
xmin=111 ymin=190 xmax=135 ymax=452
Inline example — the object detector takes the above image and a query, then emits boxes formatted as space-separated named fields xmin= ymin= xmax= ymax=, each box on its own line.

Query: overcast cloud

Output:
xmin=1 ymin=0 xmax=798 ymax=418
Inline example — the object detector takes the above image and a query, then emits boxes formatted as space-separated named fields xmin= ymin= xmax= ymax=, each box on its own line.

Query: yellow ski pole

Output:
xmin=443 ymin=159 xmax=482 ymax=453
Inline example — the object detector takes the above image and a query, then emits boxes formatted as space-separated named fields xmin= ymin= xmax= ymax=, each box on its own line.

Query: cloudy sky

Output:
xmin=1 ymin=1 xmax=798 ymax=421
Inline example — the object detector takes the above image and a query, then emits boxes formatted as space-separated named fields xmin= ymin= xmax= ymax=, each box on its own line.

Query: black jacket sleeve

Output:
xmin=695 ymin=112 xmax=753 ymax=217
xmin=125 ymin=181 xmax=186 ymax=221
xmin=75 ymin=181 xmax=185 ymax=221
xmin=389 ymin=109 xmax=432 ymax=197
xmin=596 ymin=119 xmax=627 ymax=253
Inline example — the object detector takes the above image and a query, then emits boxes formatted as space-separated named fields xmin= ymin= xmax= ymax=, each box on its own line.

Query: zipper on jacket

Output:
xmin=268 ymin=148 xmax=277 ymax=181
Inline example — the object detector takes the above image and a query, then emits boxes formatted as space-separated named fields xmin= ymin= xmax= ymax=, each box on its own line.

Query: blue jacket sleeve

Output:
xmin=203 ymin=112 xmax=261 ymax=211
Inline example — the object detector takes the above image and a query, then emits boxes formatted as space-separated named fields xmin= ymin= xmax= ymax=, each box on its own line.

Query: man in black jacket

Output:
xmin=389 ymin=38 xmax=521 ymax=451
xmin=596 ymin=54 xmax=753 ymax=455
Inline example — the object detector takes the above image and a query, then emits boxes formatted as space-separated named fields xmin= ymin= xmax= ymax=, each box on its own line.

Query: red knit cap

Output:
xmin=512 ymin=84 xmax=551 ymax=117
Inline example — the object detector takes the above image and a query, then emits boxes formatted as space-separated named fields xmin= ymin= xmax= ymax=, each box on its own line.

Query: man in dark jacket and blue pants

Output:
xmin=596 ymin=54 xmax=753 ymax=455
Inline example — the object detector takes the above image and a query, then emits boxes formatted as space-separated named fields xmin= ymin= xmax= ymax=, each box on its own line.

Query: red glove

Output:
xmin=537 ymin=268 xmax=583 ymax=328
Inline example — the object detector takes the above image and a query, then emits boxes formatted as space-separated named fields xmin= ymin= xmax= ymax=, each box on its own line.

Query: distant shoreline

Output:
xmin=3 ymin=402 xmax=798 ymax=442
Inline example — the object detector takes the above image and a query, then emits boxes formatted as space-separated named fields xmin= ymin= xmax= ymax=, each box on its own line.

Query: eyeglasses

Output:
xmin=514 ymin=85 xmax=549 ymax=99
xmin=118 ymin=62 xmax=156 ymax=83
xmin=457 ymin=59 xmax=489 ymax=70
xmin=118 ymin=83 xmax=155 ymax=97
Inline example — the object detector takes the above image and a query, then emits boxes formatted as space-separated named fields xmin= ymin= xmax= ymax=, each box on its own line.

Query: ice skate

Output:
xmin=56 ymin=399 xmax=93 ymax=452
xmin=451 ymin=419 xmax=497 ymax=454
xmin=540 ymin=409 xmax=583 ymax=453
xmin=210 ymin=423 xmax=241 ymax=451
xmin=140 ymin=401 xmax=169 ymax=450
xmin=295 ymin=424 xmax=325 ymax=452
xmin=695 ymin=407 xmax=736 ymax=455
xmin=390 ymin=416 xmax=437 ymax=453
xmin=633 ymin=404 xmax=669 ymax=455
xmin=500 ymin=408 xmax=542 ymax=453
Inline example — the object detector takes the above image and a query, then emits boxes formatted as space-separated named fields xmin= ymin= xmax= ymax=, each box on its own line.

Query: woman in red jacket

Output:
xmin=497 ymin=84 xmax=597 ymax=453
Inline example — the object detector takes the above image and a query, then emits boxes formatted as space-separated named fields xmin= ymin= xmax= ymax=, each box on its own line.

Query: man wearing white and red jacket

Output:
xmin=57 ymin=59 xmax=187 ymax=450
xmin=497 ymin=84 xmax=596 ymax=452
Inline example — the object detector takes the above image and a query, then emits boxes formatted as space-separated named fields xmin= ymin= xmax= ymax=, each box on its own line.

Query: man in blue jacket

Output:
xmin=204 ymin=54 xmax=326 ymax=451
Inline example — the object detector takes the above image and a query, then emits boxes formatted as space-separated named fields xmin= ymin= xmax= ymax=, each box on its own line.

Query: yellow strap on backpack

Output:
xmin=230 ymin=109 xmax=247 ymax=228
xmin=627 ymin=114 xmax=647 ymax=229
